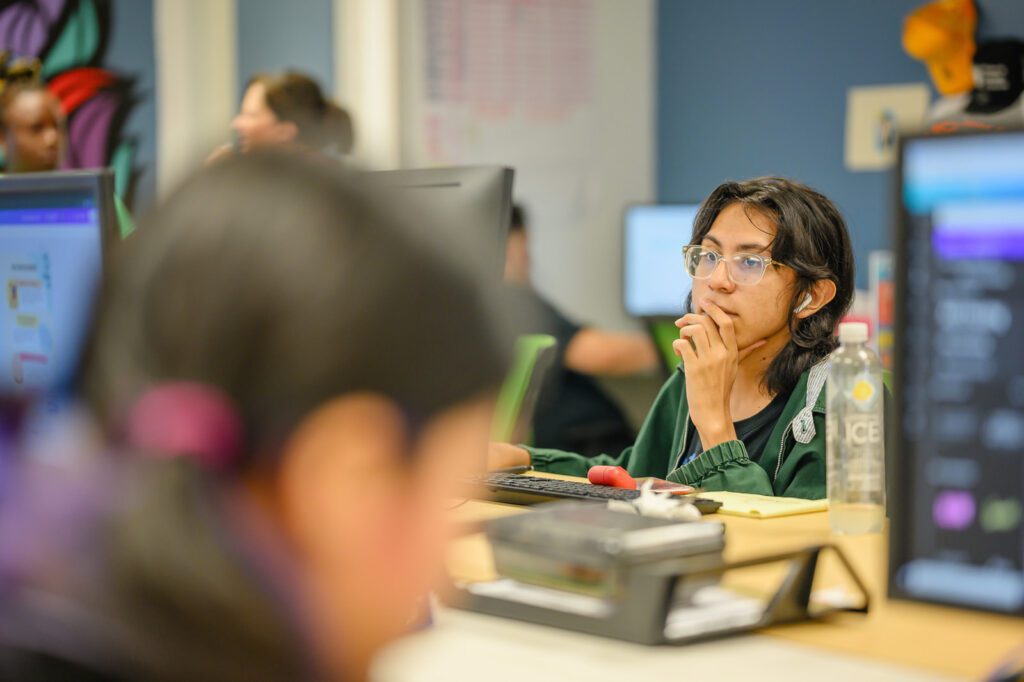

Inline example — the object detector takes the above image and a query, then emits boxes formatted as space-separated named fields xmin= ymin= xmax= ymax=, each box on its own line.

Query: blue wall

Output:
xmin=978 ymin=1 xmax=1024 ymax=36
xmin=107 ymin=0 xmax=156 ymax=210
xmin=657 ymin=0 xmax=1024 ymax=288
xmin=236 ymin=0 xmax=335 ymax=100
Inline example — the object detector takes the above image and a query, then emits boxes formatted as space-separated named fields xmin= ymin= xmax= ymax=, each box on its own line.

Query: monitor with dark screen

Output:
xmin=891 ymin=130 xmax=1024 ymax=616
xmin=373 ymin=166 xmax=514 ymax=278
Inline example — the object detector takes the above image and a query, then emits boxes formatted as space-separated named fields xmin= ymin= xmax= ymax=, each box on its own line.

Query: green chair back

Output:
xmin=648 ymin=319 xmax=681 ymax=374
xmin=492 ymin=334 xmax=558 ymax=443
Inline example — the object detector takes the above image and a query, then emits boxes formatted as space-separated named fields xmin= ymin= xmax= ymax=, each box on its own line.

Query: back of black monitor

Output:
xmin=372 ymin=166 xmax=514 ymax=279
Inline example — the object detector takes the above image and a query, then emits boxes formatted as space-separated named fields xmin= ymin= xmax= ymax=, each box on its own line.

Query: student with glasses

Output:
xmin=490 ymin=177 xmax=855 ymax=499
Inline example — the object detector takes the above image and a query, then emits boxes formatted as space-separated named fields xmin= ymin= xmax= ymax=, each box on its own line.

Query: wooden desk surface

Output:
xmin=447 ymin=490 xmax=1023 ymax=680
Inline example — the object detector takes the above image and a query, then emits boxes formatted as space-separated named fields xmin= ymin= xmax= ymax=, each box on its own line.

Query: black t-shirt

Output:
xmin=505 ymin=285 xmax=635 ymax=456
xmin=679 ymin=388 xmax=791 ymax=468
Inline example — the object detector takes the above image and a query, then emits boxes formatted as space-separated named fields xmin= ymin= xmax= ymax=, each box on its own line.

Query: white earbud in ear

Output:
xmin=793 ymin=293 xmax=813 ymax=314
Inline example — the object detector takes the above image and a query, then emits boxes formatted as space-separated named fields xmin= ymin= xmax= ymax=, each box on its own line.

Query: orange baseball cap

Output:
xmin=903 ymin=0 xmax=977 ymax=96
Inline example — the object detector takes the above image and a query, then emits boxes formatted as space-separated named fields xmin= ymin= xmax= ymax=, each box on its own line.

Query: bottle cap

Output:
xmin=838 ymin=322 xmax=869 ymax=344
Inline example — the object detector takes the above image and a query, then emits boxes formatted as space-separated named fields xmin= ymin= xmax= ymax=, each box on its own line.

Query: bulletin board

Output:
xmin=399 ymin=0 xmax=655 ymax=328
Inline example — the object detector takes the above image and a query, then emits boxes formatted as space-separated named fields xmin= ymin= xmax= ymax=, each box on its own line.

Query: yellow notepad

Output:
xmin=699 ymin=491 xmax=828 ymax=518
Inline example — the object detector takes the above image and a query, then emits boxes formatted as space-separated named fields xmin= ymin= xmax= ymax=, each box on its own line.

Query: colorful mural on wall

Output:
xmin=0 ymin=0 xmax=140 ymax=204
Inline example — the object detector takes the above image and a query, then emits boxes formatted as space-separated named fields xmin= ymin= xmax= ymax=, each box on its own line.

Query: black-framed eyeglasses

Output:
xmin=682 ymin=245 xmax=786 ymax=286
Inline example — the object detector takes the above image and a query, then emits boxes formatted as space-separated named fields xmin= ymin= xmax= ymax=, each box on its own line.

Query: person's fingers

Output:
xmin=737 ymin=339 xmax=768 ymax=362
xmin=678 ymin=324 xmax=711 ymax=357
xmin=690 ymin=309 xmax=724 ymax=350
xmin=673 ymin=337 xmax=698 ymax=365
xmin=699 ymin=300 xmax=736 ymax=351
xmin=676 ymin=313 xmax=704 ymax=328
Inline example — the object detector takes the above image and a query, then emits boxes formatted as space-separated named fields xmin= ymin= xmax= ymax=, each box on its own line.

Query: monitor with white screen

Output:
xmin=891 ymin=130 xmax=1024 ymax=616
xmin=623 ymin=204 xmax=698 ymax=318
xmin=0 ymin=170 xmax=117 ymax=398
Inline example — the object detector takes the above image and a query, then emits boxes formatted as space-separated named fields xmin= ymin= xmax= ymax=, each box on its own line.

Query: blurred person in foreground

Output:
xmin=504 ymin=204 xmax=658 ymax=455
xmin=0 ymin=150 xmax=506 ymax=681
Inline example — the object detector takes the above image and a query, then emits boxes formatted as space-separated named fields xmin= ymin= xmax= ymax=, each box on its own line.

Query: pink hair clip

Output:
xmin=124 ymin=382 xmax=244 ymax=472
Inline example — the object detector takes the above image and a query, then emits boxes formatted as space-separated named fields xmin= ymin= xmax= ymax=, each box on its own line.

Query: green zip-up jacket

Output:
xmin=527 ymin=362 xmax=829 ymax=499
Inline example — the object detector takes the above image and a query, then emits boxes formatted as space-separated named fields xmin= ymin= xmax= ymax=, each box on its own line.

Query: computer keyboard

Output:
xmin=478 ymin=473 xmax=722 ymax=515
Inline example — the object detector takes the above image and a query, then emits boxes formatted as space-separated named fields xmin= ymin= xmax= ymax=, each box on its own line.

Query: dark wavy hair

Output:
xmin=687 ymin=177 xmax=855 ymax=396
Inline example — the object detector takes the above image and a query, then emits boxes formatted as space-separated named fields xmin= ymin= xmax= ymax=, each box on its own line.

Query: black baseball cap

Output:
xmin=966 ymin=39 xmax=1024 ymax=114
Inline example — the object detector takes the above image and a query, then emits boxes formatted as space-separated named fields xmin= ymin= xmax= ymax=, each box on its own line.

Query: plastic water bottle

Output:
xmin=826 ymin=322 xmax=885 ymax=534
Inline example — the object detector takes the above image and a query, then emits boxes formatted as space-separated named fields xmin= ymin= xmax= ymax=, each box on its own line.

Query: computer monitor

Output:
xmin=623 ymin=204 xmax=699 ymax=318
xmin=0 ymin=170 xmax=117 ymax=398
xmin=372 ymin=166 xmax=514 ymax=276
xmin=891 ymin=129 xmax=1024 ymax=616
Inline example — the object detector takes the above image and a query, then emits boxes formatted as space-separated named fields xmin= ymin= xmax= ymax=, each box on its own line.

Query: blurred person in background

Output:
xmin=504 ymin=203 xmax=658 ymax=456
xmin=210 ymin=71 xmax=354 ymax=163
xmin=0 ymin=76 xmax=135 ymax=236
xmin=0 ymin=80 xmax=65 ymax=173
xmin=0 ymin=150 xmax=506 ymax=681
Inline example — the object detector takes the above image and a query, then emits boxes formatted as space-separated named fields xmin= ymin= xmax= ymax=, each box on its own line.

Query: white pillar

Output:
xmin=155 ymin=0 xmax=238 ymax=198
xmin=335 ymin=0 xmax=401 ymax=169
